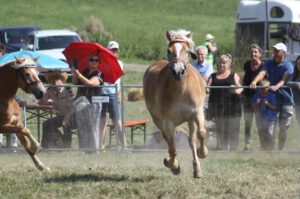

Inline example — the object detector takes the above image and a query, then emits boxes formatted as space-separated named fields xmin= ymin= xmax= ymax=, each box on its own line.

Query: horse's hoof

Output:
xmin=193 ymin=171 xmax=203 ymax=178
xmin=163 ymin=158 xmax=170 ymax=168
xmin=39 ymin=166 xmax=50 ymax=172
xmin=171 ymin=166 xmax=181 ymax=175
xmin=197 ymin=146 xmax=208 ymax=159
xmin=44 ymin=166 xmax=51 ymax=172
xmin=164 ymin=158 xmax=181 ymax=175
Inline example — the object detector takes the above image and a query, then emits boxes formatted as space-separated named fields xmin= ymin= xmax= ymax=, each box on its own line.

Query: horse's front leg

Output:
xmin=17 ymin=134 xmax=50 ymax=171
xmin=160 ymin=124 xmax=180 ymax=175
xmin=196 ymin=108 xmax=208 ymax=159
xmin=1 ymin=125 xmax=49 ymax=171
xmin=188 ymin=120 xmax=202 ymax=178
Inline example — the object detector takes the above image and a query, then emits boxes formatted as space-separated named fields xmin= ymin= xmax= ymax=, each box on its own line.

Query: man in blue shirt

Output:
xmin=192 ymin=45 xmax=214 ymax=84
xmin=250 ymin=42 xmax=294 ymax=150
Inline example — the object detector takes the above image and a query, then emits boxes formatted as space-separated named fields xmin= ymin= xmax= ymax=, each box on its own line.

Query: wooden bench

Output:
xmin=107 ymin=119 xmax=149 ymax=145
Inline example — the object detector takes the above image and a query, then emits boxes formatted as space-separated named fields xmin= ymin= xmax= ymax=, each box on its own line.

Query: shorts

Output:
xmin=258 ymin=120 xmax=276 ymax=137
xmin=278 ymin=105 xmax=293 ymax=128
xmin=100 ymin=94 xmax=120 ymax=120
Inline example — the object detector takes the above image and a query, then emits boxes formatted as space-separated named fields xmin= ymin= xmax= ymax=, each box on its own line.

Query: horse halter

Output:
xmin=167 ymin=40 xmax=190 ymax=80
xmin=17 ymin=67 xmax=41 ymax=93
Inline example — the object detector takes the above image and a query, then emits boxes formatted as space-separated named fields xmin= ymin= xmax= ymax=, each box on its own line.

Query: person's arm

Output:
xmin=249 ymin=70 xmax=267 ymax=89
xmin=263 ymin=99 xmax=277 ymax=111
xmin=71 ymin=67 xmax=79 ymax=85
xmin=63 ymin=106 xmax=75 ymax=127
xmin=206 ymin=75 xmax=212 ymax=94
xmin=62 ymin=88 xmax=75 ymax=127
xmin=286 ymin=80 xmax=300 ymax=90
xmin=77 ymin=73 xmax=101 ymax=87
xmin=73 ymin=69 xmax=102 ymax=87
xmin=286 ymin=80 xmax=300 ymax=87
xmin=15 ymin=96 xmax=25 ymax=107
xmin=269 ymin=71 xmax=291 ymax=92
xmin=207 ymin=42 xmax=217 ymax=53
xmin=231 ymin=72 xmax=243 ymax=94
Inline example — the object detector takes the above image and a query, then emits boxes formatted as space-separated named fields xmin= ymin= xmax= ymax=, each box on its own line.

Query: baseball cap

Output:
xmin=205 ymin=34 xmax=215 ymax=41
xmin=272 ymin=42 xmax=287 ymax=52
xmin=107 ymin=41 xmax=119 ymax=50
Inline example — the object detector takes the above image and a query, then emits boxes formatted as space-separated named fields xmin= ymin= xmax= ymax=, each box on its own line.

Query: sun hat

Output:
xmin=107 ymin=41 xmax=119 ymax=50
xmin=205 ymin=34 xmax=215 ymax=41
xmin=272 ymin=42 xmax=287 ymax=52
xmin=45 ymin=71 xmax=68 ymax=84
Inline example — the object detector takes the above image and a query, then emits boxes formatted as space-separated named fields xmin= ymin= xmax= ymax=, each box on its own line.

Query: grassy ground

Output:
xmin=2 ymin=1 xmax=300 ymax=198
xmin=0 ymin=0 xmax=240 ymax=63
xmin=0 ymin=151 xmax=299 ymax=199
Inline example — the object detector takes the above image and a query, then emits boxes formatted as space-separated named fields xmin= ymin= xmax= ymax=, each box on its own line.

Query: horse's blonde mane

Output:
xmin=167 ymin=29 xmax=195 ymax=50
xmin=12 ymin=56 xmax=36 ymax=69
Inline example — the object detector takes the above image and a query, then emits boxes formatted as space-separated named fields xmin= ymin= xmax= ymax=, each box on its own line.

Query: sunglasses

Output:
xmin=89 ymin=58 xmax=99 ymax=62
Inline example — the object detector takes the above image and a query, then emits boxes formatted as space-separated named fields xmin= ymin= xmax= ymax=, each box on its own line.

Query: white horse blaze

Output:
xmin=174 ymin=43 xmax=185 ymax=72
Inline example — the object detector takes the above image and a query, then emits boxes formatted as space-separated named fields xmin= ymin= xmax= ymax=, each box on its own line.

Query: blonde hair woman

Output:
xmin=206 ymin=54 xmax=243 ymax=150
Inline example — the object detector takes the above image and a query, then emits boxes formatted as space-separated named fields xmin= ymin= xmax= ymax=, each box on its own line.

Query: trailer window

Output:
xmin=271 ymin=6 xmax=284 ymax=18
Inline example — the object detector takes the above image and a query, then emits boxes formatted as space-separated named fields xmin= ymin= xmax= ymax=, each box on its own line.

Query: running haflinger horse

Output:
xmin=143 ymin=29 xmax=208 ymax=178
xmin=0 ymin=56 xmax=49 ymax=171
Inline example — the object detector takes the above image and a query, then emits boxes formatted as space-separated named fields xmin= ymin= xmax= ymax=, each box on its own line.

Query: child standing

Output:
xmin=251 ymin=79 xmax=278 ymax=150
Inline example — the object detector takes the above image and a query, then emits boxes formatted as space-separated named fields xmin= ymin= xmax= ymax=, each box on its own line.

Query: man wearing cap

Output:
xmin=250 ymin=42 xmax=294 ymax=150
xmin=39 ymin=71 xmax=77 ymax=148
xmin=99 ymin=41 xmax=127 ymax=149
xmin=203 ymin=33 xmax=217 ymax=66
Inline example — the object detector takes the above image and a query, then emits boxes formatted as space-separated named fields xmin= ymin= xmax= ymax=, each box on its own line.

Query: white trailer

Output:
xmin=235 ymin=0 xmax=300 ymax=62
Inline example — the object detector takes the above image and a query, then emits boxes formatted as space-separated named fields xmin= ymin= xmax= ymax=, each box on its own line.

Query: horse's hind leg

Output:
xmin=188 ymin=120 xmax=202 ymax=178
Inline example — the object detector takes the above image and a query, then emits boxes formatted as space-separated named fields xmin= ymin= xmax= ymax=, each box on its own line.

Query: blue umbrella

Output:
xmin=0 ymin=50 xmax=69 ymax=71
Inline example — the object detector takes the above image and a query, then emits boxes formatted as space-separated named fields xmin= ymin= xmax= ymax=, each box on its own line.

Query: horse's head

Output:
xmin=13 ymin=56 xmax=46 ymax=99
xmin=166 ymin=29 xmax=197 ymax=81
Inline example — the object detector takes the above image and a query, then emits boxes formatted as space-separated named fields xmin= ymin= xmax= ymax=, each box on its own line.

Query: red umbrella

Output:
xmin=63 ymin=42 xmax=124 ymax=84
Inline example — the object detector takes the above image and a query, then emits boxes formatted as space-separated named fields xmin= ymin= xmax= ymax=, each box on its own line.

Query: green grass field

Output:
xmin=2 ymin=1 xmax=300 ymax=198
xmin=0 ymin=0 xmax=240 ymax=63
xmin=0 ymin=151 xmax=299 ymax=198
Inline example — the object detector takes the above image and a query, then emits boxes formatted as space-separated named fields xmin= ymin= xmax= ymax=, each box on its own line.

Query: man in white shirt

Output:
xmin=192 ymin=45 xmax=214 ymax=84
xmin=99 ymin=41 xmax=127 ymax=149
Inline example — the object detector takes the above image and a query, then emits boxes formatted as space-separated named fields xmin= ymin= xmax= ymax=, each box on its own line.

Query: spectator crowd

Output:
xmin=1 ymin=32 xmax=299 ymax=153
